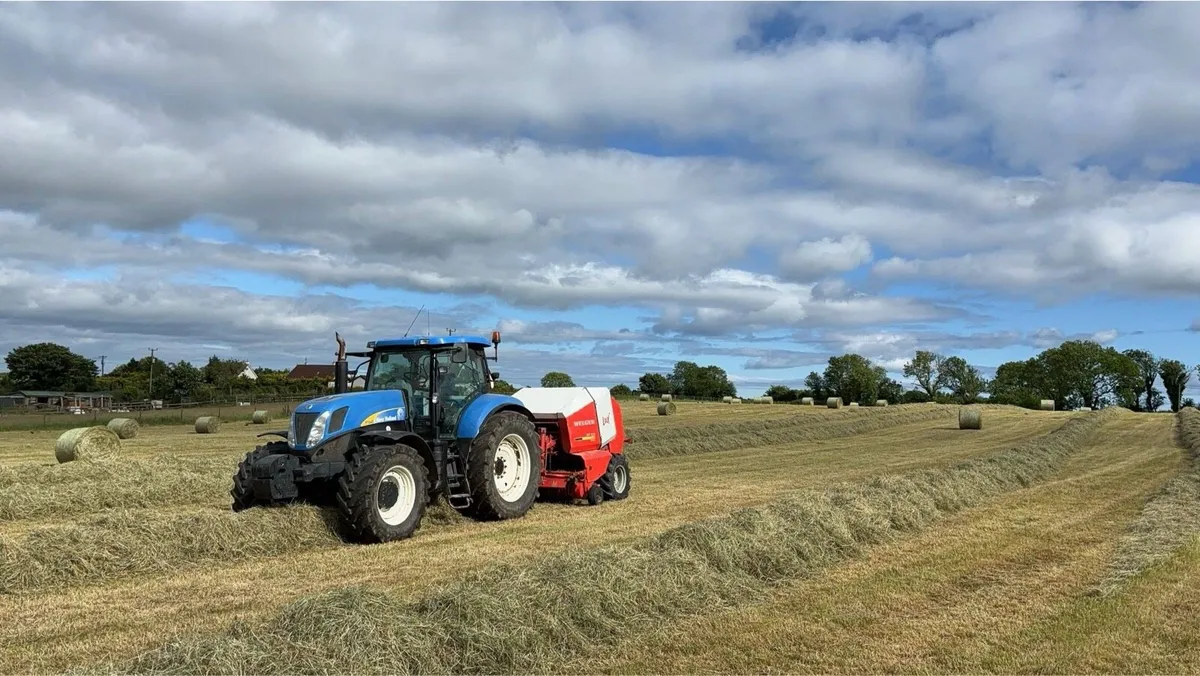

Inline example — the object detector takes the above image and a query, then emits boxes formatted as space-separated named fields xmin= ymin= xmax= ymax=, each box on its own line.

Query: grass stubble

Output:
xmin=1092 ymin=406 xmax=1200 ymax=595
xmin=84 ymin=408 xmax=1121 ymax=674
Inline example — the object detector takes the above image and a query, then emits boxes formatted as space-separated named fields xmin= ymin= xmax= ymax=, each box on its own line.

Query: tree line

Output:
xmin=1 ymin=342 xmax=326 ymax=404
xmin=530 ymin=340 xmax=1197 ymax=412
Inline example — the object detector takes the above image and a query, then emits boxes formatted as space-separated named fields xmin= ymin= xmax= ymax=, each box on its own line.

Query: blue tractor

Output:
xmin=231 ymin=330 xmax=543 ymax=544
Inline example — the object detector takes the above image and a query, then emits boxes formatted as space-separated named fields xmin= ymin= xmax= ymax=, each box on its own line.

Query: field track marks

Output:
xmin=0 ymin=409 xmax=1065 ymax=673
xmin=582 ymin=414 xmax=1180 ymax=674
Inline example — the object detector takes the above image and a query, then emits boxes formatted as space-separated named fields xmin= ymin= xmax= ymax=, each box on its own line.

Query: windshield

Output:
xmin=366 ymin=349 xmax=432 ymax=416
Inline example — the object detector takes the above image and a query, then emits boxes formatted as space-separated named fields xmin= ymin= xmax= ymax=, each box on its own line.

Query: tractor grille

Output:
xmin=292 ymin=412 xmax=321 ymax=447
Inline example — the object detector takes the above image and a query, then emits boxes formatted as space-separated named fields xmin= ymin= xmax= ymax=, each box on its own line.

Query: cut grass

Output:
xmin=0 ymin=407 xmax=1065 ymax=672
xmin=587 ymin=413 xmax=1180 ymax=674
xmin=91 ymin=408 xmax=1121 ymax=674
xmin=1092 ymin=406 xmax=1200 ymax=595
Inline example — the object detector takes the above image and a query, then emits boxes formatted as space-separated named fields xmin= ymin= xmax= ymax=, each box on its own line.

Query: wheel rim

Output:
xmin=493 ymin=433 xmax=532 ymax=502
xmin=376 ymin=466 xmax=417 ymax=526
xmin=612 ymin=464 xmax=628 ymax=493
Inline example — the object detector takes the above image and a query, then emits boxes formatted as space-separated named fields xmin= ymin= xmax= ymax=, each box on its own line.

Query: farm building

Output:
xmin=8 ymin=390 xmax=114 ymax=410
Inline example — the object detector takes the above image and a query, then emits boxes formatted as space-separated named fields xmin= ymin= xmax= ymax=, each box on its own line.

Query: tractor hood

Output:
xmin=289 ymin=390 xmax=407 ymax=451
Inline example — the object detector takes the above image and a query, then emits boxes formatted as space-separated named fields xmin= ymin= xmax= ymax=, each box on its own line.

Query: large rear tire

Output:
xmin=463 ymin=411 xmax=540 ymax=520
xmin=336 ymin=444 xmax=429 ymax=544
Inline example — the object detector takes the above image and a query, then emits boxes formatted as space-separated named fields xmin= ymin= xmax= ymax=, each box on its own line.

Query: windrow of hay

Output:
xmin=53 ymin=427 xmax=120 ymax=463
xmin=656 ymin=402 xmax=677 ymax=416
xmin=624 ymin=407 xmax=955 ymax=460
xmin=105 ymin=409 xmax=1122 ymax=675
xmin=0 ymin=505 xmax=343 ymax=595
xmin=105 ymin=418 xmax=139 ymax=439
xmin=0 ymin=455 xmax=234 ymax=522
xmin=1093 ymin=407 xmax=1200 ymax=596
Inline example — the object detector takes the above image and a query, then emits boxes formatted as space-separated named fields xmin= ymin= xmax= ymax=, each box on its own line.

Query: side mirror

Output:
xmin=491 ymin=371 xmax=500 ymax=380
xmin=451 ymin=344 xmax=468 ymax=364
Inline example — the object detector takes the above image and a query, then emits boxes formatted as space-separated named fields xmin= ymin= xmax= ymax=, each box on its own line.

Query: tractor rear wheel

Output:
xmin=463 ymin=411 xmax=539 ymax=520
xmin=336 ymin=444 xmax=428 ymax=544
xmin=601 ymin=453 xmax=631 ymax=501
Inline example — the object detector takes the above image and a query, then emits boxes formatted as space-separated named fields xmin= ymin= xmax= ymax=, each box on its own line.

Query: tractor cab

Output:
xmin=356 ymin=334 xmax=498 ymax=440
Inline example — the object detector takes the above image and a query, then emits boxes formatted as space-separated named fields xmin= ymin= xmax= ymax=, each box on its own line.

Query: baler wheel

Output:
xmin=463 ymin=411 xmax=540 ymax=521
xmin=336 ymin=444 xmax=429 ymax=544
xmin=601 ymin=453 xmax=631 ymax=501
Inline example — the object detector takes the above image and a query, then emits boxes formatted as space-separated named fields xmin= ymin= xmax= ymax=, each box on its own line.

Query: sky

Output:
xmin=0 ymin=1 xmax=1198 ymax=398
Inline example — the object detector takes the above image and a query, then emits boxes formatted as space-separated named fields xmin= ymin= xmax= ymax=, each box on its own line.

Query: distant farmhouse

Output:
xmin=287 ymin=364 xmax=365 ymax=390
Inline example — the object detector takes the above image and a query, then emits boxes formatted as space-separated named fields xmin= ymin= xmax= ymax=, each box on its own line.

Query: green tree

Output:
xmin=667 ymin=361 xmax=736 ymax=399
xmin=167 ymin=361 xmax=205 ymax=401
xmin=638 ymin=372 xmax=671 ymax=395
xmin=877 ymin=376 xmax=904 ymax=403
xmin=940 ymin=356 xmax=987 ymax=403
xmin=764 ymin=384 xmax=798 ymax=402
xmin=540 ymin=371 xmax=575 ymax=388
xmin=988 ymin=358 xmax=1041 ymax=407
xmin=0 ymin=371 xmax=11 ymax=393
xmin=1123 ymin=349 xmax=1161 ymax=411
xmin=610 ymin=384 xmax=632 ymax=397
xmin=490 ymin=379 xmax=517 ymax=395
xmin=804 ymin=371 xmax=825 ymax=399
xmin=1159 ymin=359 xmax=1191 ymax=412
xmin=823 ymin=354 xmax=880 ymax=405
xmin=4 ymin=343 xmax=98 ymax=392
xmin=902 ymin=350 xmax=946 ymax=398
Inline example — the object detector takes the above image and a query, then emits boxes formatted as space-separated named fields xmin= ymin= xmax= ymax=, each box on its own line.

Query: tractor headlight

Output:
xmin=306 ymin=409 xmax=332 ymax=447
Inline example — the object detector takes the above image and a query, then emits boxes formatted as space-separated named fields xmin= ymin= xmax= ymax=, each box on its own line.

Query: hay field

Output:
xmin=0 ymin=402 xmax=1192 ymax=673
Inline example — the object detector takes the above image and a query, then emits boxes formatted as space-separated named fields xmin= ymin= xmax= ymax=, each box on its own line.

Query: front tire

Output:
xmin=464 ymin=411 xmax=540 ymax=520
xmin=231 ymin=444 xmax=277 ymax=511
xmin=336 ymin=444 xmax=429 ymax=544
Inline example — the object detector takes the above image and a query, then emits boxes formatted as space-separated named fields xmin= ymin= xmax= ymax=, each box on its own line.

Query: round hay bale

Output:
xmin=195 ymin=416 xmax=222 ymax=434
xmin=55 ymin=426 xmax=121 ymax=463
xmin=722 ymin=396 xmax=733 ymax=403
xmin=1078 ymin=406 xmax=1092 ymax=412
xmin=826 ymin=397 xmax=843 ymax=409
xmin=661 ymin=394 xmax=672 ymax=402
xmin=959 ymin=407 xmax=983 ymax=430
xmin=800 ymin=397 xmax=814 ymax=405
xmin=1039 ymin=399 xmax=1055 ymax=411
xmin=106 ymin=417 xmax=139 ymax=439
xmin=656 ymin=401 xmax=677 ymax=416
xmin=760 ymin=396 xmax=773 ymax=404
xmin=730 ymin=398 xmax=741 ymax=404
xmin=638 ymin=394 xmax=650 ymax=401
xmin=849 ymin=402 xmax=860 ymax=408
xmin=251 ymin=410 xmax=272 ymax=424
xmin=875 ymin=399 xmax=888 ymax=407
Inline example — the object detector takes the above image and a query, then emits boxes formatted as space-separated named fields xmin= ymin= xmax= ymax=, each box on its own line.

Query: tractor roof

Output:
xmin=371 ymin=335 xmax=492 ymax=349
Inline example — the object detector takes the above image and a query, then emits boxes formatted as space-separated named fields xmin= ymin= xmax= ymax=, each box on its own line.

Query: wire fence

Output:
xmin=0 ymin=394 xmax=317 ymax=432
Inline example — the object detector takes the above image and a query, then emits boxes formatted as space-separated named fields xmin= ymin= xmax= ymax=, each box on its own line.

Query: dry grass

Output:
xmin=586 ymin=412 xmax=1180 ymax=674
xmin=85 ymin=409 xmax=1118 ymax=674
xmin=0 ymin=406 xmax=1064 ymax=672
xmin=1091 ymin=407 xmax=1200 ymax=595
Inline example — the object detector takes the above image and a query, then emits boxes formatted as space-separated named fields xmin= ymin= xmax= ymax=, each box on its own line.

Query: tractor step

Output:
xmin=442 ymin=444 xmax=472 ymax=510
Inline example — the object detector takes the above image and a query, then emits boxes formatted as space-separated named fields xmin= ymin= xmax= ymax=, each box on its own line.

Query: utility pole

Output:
xmin=148 ymin=348 xmax=158 ymax=401
xmin=447 ymin=328 xmax=456 ymax=336
xmin=98 ymin=355 xmax=106 ymax=376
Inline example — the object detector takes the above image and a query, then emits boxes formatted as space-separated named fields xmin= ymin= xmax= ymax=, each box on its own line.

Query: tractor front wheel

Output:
xmin=231 ymin=444 xmax=278 ymax=511
xmin=336 ymin=444 xmax=429 ymax=544
xmin=463 ymin=411 xmax=540 ymax=520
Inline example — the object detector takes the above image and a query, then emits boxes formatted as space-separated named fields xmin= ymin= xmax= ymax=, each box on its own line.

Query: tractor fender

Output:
xmin=356 ymin=428 xmax=436 ymax=477
xmin=456 ymin=394 xmax=533 ymax=440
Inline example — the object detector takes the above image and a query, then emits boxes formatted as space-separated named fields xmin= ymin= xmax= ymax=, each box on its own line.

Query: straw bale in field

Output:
xmin=55 ymin=426 xmax=121 ymax=463
xmin=657 ymin=401 xmax=677 ymax=416
xmin=1039 ymin=399 xmax=1055 ymax=411
xmin=800 ymin=397 xmax=814 ymax=405
xmin=638 ymin=394 xmax=650 ymax=401
xmin=875 ymin=399 xmax=888 ymax=407
xmin=251 ymin=410 xmax=272 ymax=424
xmin=959 ymin=407 xmax=983 ymax=430
xmin=106 ymin=417 xmax=139 ymax=439
xmin=826 ymin=397 xmax=842 ymax=409
xmin=195 ymin=416 xmax=222 ymax=434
